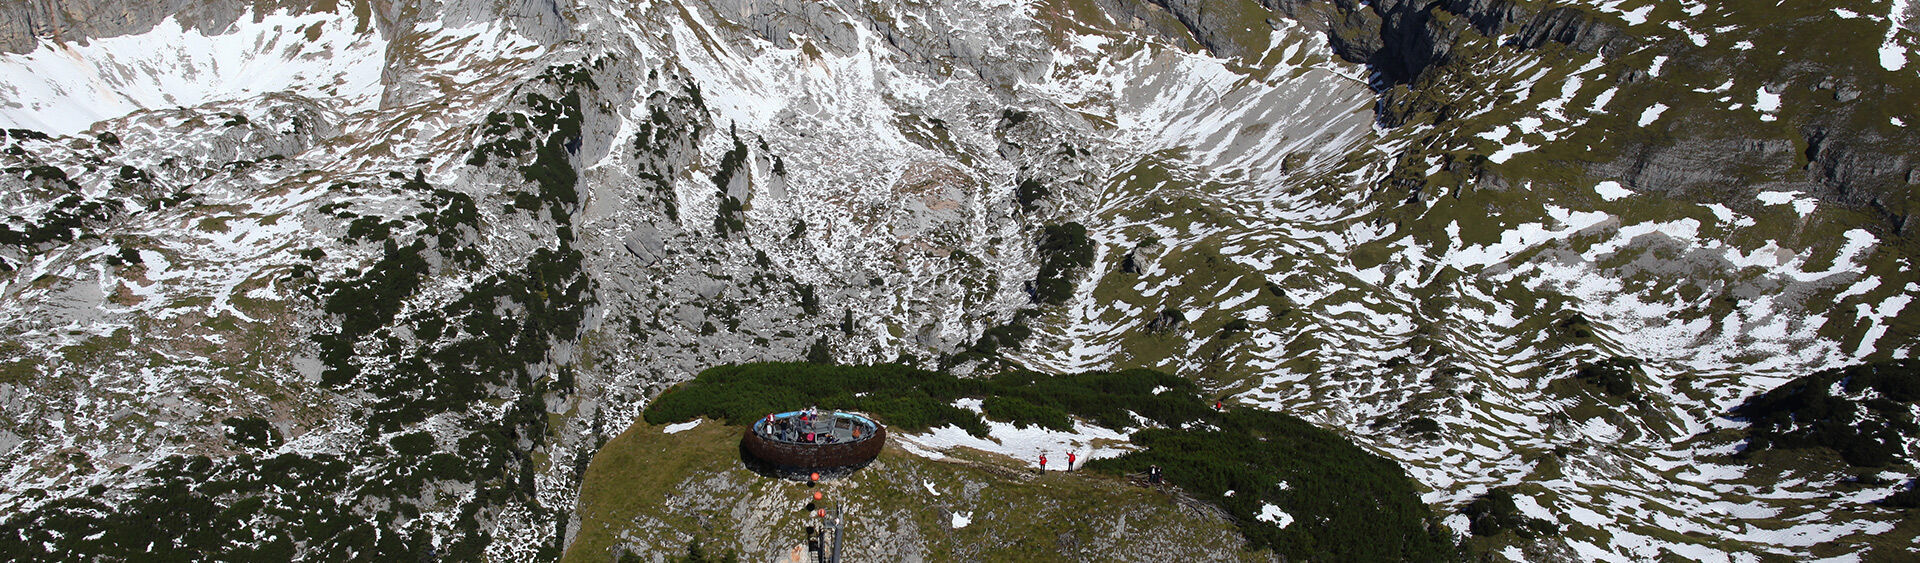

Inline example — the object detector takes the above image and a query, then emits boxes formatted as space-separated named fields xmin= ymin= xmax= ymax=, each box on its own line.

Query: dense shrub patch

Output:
xmin=1555 ymin=314 xmax=1595 ymax=339
xmin=629 ymin=79 xmax=707 ymax=222
xmin=980 ymin=396 xmax=1071 ymax=430
xmin=1031 ymin=222 xmax=1094 ymax=305
xmin=1882 ymin=483 xmax=1920 ymax=508
xmin=1015 ymin=178 xmax=1048 ymax=212
xmin=4 ymin=128 xmax=51 ymax=141
xmin=644 ymin=363 xmax=1206 ymax=437
xmin=1573 ymin=357 xmax=1640 ymax=397
xmin=0 ymin=194 xmax=122 ymax=250
xmin=1461 ymin=487 xmax=1557 ymax=538
xmin=1087 ymin=409 xmax=1457 ymax=560
xmin=1736 ymin=360 xmax=1920 ymax=467
xmin=711 ymin=128 xmax=749 ymax=237
xmin=311 ymin=239 xmax=429 ymax=386
xmin=222 ymin=416 xmax=283 ymax=450
xmin=942 ymin=314 xmax=1035 ymax=368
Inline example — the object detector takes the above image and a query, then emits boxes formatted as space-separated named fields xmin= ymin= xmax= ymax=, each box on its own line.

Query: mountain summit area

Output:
xmin=1 ymin=0 xmax=1918 ymax=560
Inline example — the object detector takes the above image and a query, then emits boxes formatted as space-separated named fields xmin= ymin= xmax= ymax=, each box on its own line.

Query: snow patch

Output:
xmin=1621 ymin=5 xmax=1655 ymax=25
xmin=1638 ymin=103 xmax=1669 ymax=127
xmin=1488 ymin=141 xmax=1536 ymax=164
xmin=1883 ymin=0 xmax=1913 ymax=71
xmin=1754 ymin=87 xmax=1781 ymax=121
xmin=1589 ymin=87 xmax=1618 ymax=113
xmin=1594 ymin=181 xmax=1632 ymax=201
xmin=1256 ymin=503 xmax=1294 ymax=528
xmin=1757 ymin=191 xmax=1819 ymax=216
xmin=895 ymin=418 xmax=1136 ymax=468
xmin=663 ymin=420 xmax=702 ymax=434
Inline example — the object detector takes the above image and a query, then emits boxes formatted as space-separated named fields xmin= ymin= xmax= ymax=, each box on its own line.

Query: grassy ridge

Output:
xmin=639 ymin=363 xmax=1456 ymax=559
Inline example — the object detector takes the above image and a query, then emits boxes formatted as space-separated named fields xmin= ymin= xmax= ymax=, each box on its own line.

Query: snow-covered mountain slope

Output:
xmin=0 ymin=0 xmax=1916 ymax=560
xmin=0 ymin=8 xmax=386 ymax=135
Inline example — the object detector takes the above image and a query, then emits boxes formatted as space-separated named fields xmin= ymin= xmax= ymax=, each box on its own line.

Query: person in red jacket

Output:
xmin=1067 ymin=452 xmax=1077 ymax=471
xmin=1039 ymin=453 xmax=1048 ymax=472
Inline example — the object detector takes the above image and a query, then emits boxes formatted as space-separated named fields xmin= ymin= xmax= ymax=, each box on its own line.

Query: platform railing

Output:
xmin=753 ymin=411 xmax=879 ymax=445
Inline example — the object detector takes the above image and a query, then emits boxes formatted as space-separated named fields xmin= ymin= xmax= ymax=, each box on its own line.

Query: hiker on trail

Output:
xmin=1214 ymin=400 xmax=1224 ymax=411
xmin=1067 ymin=452 xmax=1077 ymax=471
xmin=1039 ymin=453 xmax=1048 ymax=472
xmin=1147 ymin=464 xmax=1162 ymax=484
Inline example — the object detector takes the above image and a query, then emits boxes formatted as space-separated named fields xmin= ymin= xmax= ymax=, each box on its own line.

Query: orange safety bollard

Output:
xmin=810 ymin=472 xmax=820 ymax=482
xmin=816 ymin=509 xmax=826 ymax=518
xmin=813 ymin=491 xmax=823 ymax=501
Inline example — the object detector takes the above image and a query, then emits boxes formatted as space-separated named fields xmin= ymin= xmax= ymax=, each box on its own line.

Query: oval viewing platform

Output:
xmin=741 ymin=410 xmax=886 ymax=471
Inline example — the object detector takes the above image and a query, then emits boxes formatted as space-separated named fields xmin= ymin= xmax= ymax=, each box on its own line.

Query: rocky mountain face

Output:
xmin=0 ymin=0 xmax=1917 ymax=560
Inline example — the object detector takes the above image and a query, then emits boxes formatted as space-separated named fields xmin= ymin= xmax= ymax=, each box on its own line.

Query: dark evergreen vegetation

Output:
xmin=1460 ymin=487 xmax=1557 ymax=539
xmin=797 ymin=285 xmax=820 ymax=316
xmin=0 ymin=194 xmax=121 ymax=250
xmin=1573 ymin=357 xmax=1640 ymax=397
xmin=3 ymin=128 xmax=51 ymax=141
xmin=389 ymin=431 xmax=435 ymax=457
xmin=937 ymin=313 xmax=1040 ymax=371
xmin=221 ymin=416 xmax=282 ymax=450
xmin=644 ymin=363 xmax=1207 ymax=437
xmin=1879 ymin=481 xmax=1920 ymax=509
xmin=629 ymin=80 xmax=707 ymax=223
xmin=1735 ymin=360 xmax=1920 ymax=467
xmin=711 ymin=127 xmax=749 ymax=237
xmin=1015 ymin=178 xmax=1048 ymax=212
xmin=1031 ymin=222 xmax=1094 ymax=305
xmin=1088 ymin=406 xmax=1458 ymax=560
xmin=311 ymin=238 xmax=429 ymax=387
